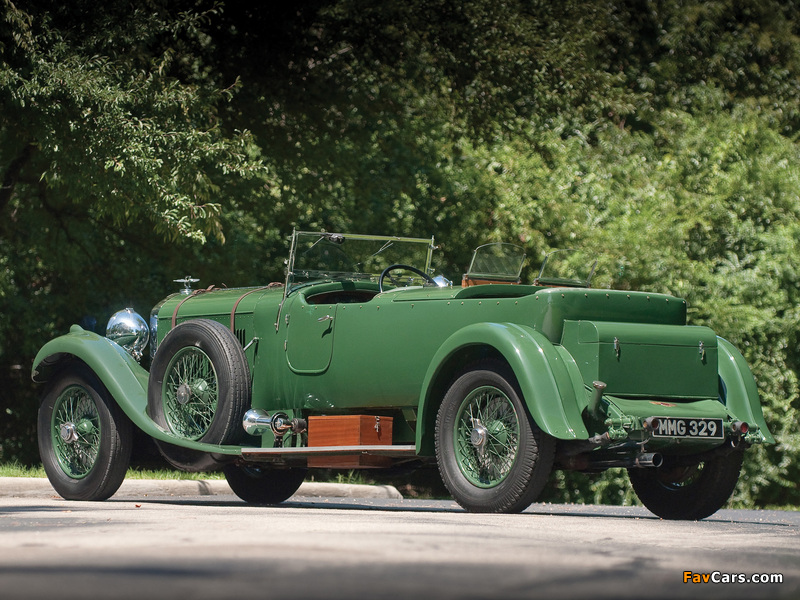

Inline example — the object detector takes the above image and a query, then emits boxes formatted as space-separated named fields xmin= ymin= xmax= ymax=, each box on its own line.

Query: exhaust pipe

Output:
xmin=558 ymin=450 xmax=663 ymax=470
xmin=588 ymin=380 xmax=607 ymax=418
xmin=634 ymin=452 xmax=663 ymax=468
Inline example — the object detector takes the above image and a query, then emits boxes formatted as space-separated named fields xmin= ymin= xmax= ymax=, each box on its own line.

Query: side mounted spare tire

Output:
xmin=148 ymin=319 xmax=250 ymax=452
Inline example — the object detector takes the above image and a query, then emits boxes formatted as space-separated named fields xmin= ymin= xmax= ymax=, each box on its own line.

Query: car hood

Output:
xmin=156 ymin=285 xmax=284 ymax=324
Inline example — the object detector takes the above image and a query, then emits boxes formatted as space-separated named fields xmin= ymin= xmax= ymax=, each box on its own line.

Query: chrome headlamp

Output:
xmin=106 ymin=308 xmax=149 ymax=362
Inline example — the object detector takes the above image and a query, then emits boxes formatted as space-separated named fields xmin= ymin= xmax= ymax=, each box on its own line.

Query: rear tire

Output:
xmin=224 ymin=464 xmax=307 ymax=504
xmin=38 ymin=366 xmax=132 ymax=500
xmin=628 ymin=449 xmax=744 ymax=520
xmin=435 ymin=362 xmax=555 ymax=513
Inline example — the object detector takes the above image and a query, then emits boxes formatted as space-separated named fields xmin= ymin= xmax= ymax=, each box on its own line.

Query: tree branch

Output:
xmin=0 ymin=143 xmax=36 ymax=215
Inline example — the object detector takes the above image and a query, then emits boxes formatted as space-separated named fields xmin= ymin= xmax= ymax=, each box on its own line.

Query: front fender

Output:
xmin=717 ymin=337 xmax=775 ymax=444
xmin=32 ymin=325 xmax=241 ymax=455
xmin=416 ymin=322 xmax=590 ymax=454
xmin=32 ymin=325 xmax=150 ymax=407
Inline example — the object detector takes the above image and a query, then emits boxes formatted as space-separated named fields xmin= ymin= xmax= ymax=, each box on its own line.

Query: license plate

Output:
xmin=651 ymin=417 xmax=724 ymax=439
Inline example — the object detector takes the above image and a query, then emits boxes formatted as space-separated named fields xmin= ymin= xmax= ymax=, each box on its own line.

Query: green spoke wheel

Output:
xmin=454 ymin=386 xmax=520 ymax=488
xmin=51 ymin=384 xmax=102 ymax=478
xmin=38 ymin=366 xmax=132 ymax=501
xmin=148 ymin=319 xmax=250 ymax=470
xmin=436 ymin=361 xmax=554 ymax=513
xmin=162 ymin=346 xmax=219 ymax=440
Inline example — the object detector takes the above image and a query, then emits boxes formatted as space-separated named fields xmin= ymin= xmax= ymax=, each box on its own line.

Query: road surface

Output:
xmin=0 ymin=487 xmax=798 ymax=600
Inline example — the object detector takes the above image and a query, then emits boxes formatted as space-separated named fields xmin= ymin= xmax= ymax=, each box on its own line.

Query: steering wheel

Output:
xmin=379 ymin=264 xmax=436 ymax=293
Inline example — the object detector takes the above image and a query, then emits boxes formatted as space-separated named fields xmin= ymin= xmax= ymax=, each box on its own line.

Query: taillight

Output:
xmin=731 ymin=421 xmax=749 ymax=434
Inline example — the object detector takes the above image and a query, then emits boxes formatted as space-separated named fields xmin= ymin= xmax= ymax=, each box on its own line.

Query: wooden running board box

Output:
xmin=307 ymin=415 xmax=393 ymax=468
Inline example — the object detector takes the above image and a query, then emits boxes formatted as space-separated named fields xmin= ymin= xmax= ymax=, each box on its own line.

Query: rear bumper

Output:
xmin=596 ymin=394 xmax=768 ymax=451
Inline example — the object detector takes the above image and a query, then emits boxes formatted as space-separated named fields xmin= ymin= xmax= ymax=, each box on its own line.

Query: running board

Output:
xmin=241 ymin=444 xmax=417 ymax=461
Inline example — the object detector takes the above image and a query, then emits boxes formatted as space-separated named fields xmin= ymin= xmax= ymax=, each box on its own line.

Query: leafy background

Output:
xmin=1 ymin=0 xmax=798 ymax=508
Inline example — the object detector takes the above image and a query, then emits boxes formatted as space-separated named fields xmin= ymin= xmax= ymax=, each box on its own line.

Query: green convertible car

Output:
xmin=32 ymin=231 xmax=773 ymax=519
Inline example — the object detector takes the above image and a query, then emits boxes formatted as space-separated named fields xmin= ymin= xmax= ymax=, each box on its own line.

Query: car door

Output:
xmin=284 ymin=293 xmax=337 ymax=374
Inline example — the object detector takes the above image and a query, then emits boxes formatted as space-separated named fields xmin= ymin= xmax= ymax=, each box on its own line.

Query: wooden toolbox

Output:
xmin=307 ymin=415 xmax=393 ymax=468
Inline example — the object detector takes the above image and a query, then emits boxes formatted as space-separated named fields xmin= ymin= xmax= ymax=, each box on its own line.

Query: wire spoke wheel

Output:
xmin=162 ymin=346 xmax=219 ymax=440
xmin=436 ymin=362 xmax=554 ymax=513
xmin=454 ymin=386 xmax=520 ymax=488
xmin=51 ymin=384 xmax=101 ymax=479
xmin=148 ymin=319 xmax=250 ymax=470
xmin=38 ymin=367 xmax=132 ymax=501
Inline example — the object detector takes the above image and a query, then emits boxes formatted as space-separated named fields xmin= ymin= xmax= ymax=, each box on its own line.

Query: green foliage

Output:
xmin=1 ymin=0 xmax=267 ymax=244
xmin=1 ymin=0 xmax=799 ymax=509
xmin=0 ymin=0 xmax=269 ymax=462
xmin=476 ymin=86 xmax=800 ymax=507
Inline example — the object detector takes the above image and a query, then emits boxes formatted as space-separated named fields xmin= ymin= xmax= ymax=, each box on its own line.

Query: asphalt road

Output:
xmin=1 ymin=483 xmax=798 ymax=600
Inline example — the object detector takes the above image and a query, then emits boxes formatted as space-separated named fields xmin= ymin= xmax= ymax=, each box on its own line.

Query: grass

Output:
xmin=309 ymin=469 xmax=369 ymax=486
xmin=1 ymin=461 xmax=371 ymax=485
xmin=0 ymin=462 xmax=224 ymax=480
xmin=0 ymin=463 xmax=47 ymax=478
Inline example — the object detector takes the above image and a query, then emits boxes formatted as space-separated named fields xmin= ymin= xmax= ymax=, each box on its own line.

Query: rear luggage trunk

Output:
xmin=561 ymin=320 xmax=719 ymax=400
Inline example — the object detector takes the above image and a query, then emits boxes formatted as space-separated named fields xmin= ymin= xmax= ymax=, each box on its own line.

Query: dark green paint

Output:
xmin=562 ymin=320 xmax=719 ymax=399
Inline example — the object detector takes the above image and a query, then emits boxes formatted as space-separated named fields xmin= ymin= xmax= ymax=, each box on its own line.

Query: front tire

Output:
xmin=628 ymin=449 xmax=745 ymax=520
xmin=223 ymin=464 xmax=307 ymax=504
xmin=435 ymin=363 xmax=555 ymax=513
xmin=38 ymin=366 xmax=132 ymax=500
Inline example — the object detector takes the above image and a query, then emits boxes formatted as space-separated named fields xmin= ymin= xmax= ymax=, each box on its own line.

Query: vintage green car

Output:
xmin=32 ymin=231 xmax=773 ymax=519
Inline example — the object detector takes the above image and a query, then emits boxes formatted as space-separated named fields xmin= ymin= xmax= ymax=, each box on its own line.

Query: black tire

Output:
xmin=151 ymin=442 xmax=233 ymax=473
xmin=148 ymin=319 xmax=250 ymax=450
xmin=435 ymin=362 xmax=555 ymax=513
xmin=628 ymin=449 xmax=745 ymax=520
xmin=223 ymin=464 xmax=307 ymax=504
xmin=38 ymin=366 xmax=132 ymax=500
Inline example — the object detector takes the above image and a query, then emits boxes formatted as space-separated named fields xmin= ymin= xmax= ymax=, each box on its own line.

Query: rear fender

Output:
xmin=717 ymin=337 xmax=775 ymax=444
xmin=416 ymin=323 xmax=589 ymax=455
xmin=32 ymin=325 xmax=241 ymax=455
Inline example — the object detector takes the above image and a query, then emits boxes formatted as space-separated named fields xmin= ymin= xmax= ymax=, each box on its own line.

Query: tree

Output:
xmin=0 ymin=0 xmax=267 ymax=461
